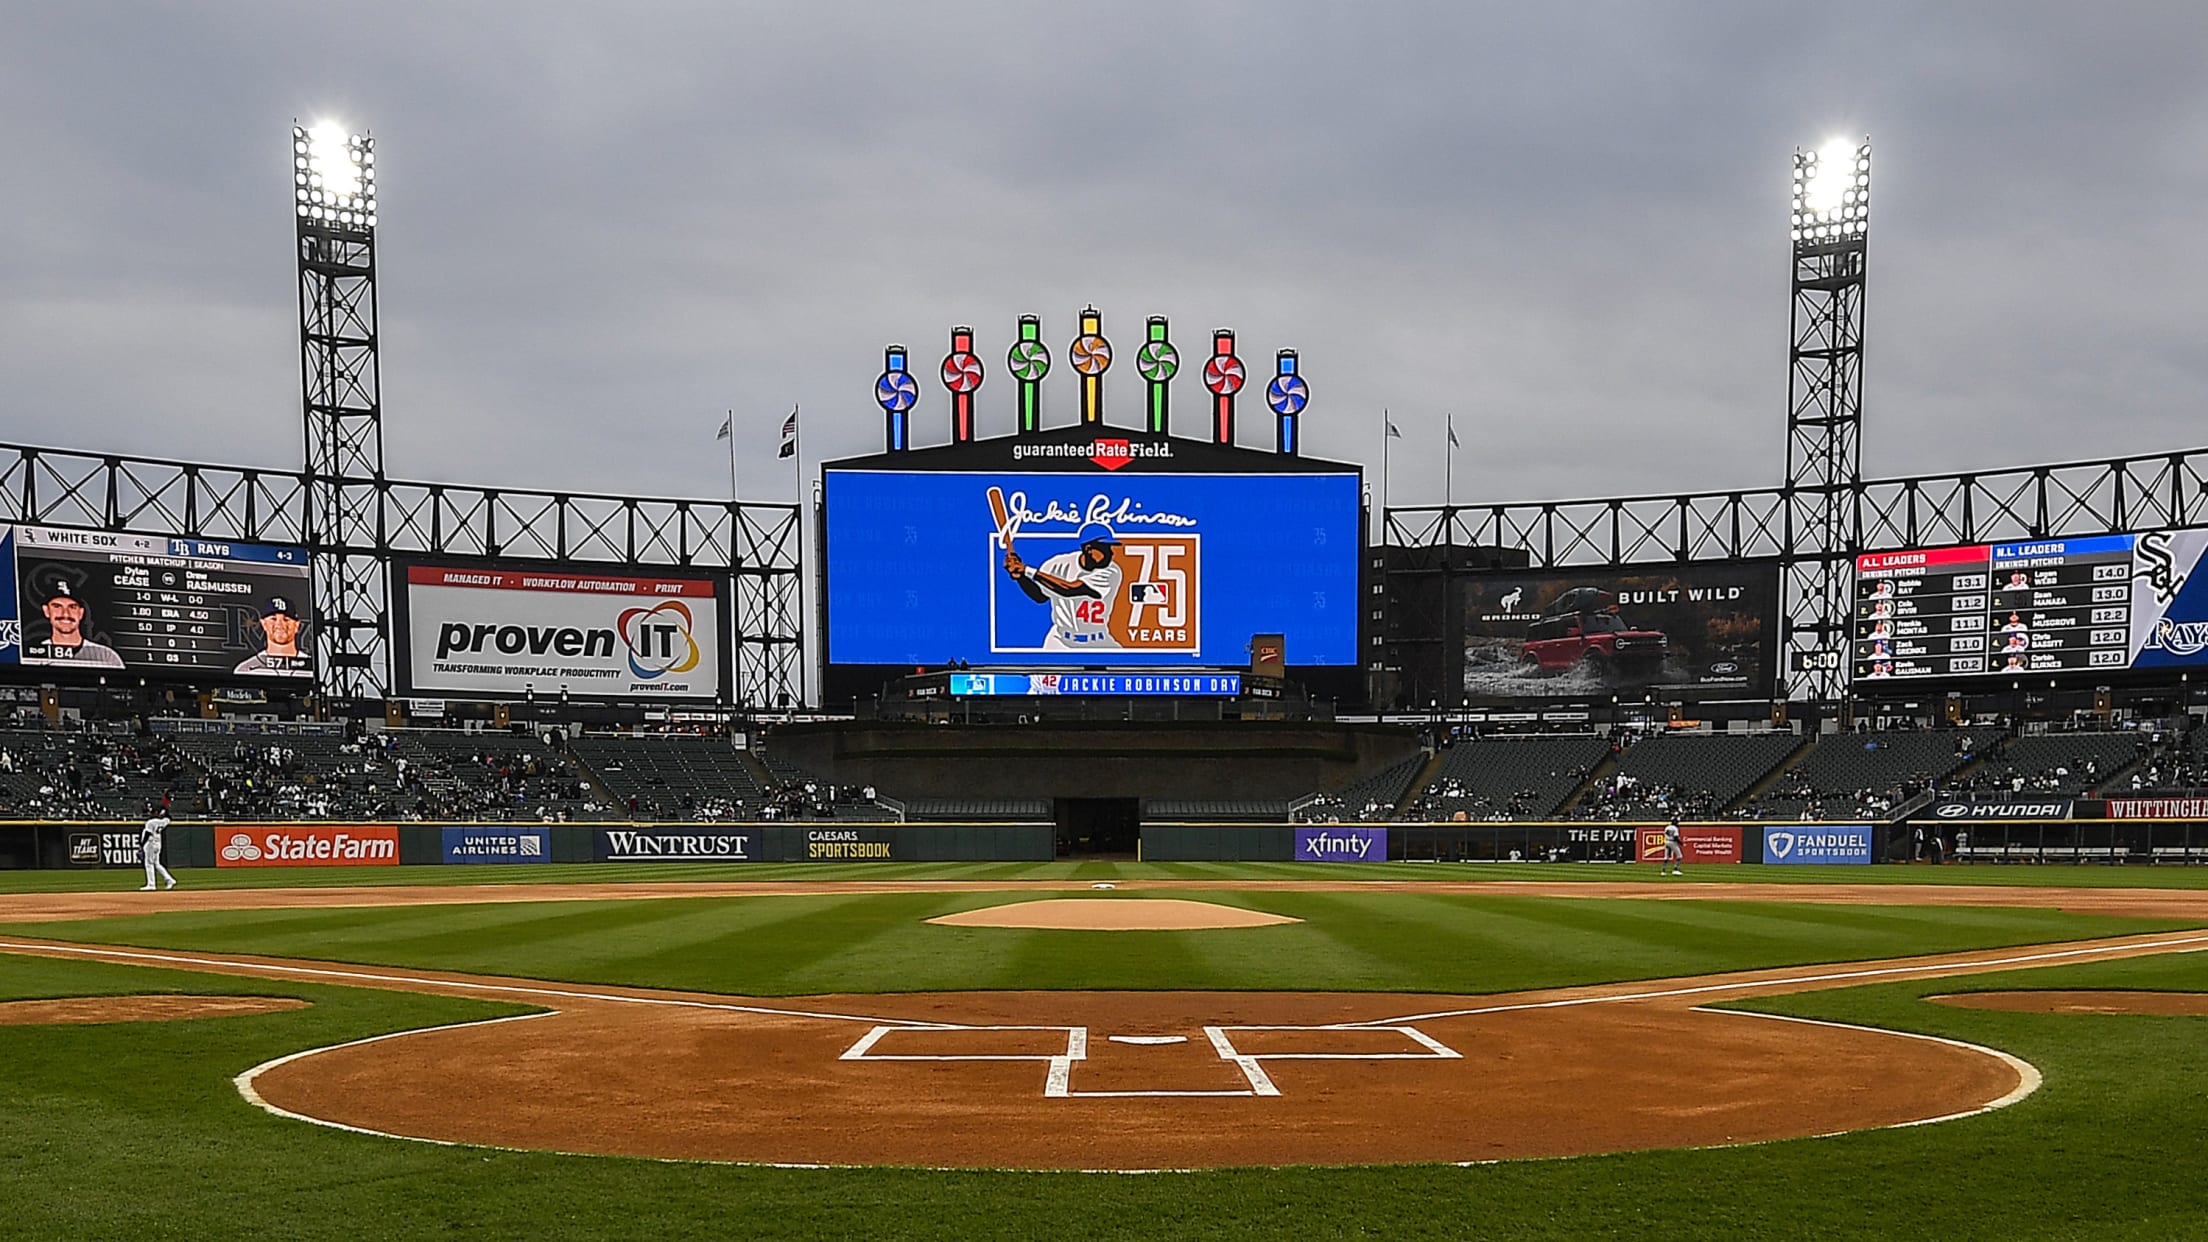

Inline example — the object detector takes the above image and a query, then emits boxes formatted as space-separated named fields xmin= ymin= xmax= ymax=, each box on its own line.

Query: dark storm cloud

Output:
xmin=3 ymin=2 xmax=2205 ymax=512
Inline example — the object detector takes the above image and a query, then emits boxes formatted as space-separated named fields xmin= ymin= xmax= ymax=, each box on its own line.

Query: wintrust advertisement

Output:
xmin=214 ymin=825 xmax=399 ymax=868
xmin=395 ymin=560 xmax=728 ymax=701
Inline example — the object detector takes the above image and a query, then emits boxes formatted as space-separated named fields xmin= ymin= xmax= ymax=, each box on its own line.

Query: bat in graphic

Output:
xmin=987 ymin=485 xmax=1017 ymax=553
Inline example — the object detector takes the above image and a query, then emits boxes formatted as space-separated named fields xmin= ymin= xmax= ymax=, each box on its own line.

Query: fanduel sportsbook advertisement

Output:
xmin=823 ymin=469 xmax=1361 ymax=668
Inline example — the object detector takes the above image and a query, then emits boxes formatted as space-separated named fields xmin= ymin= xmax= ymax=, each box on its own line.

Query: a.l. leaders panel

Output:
xmin=0 ymin=524 xmax=313 ymax=680
xmin=1853 ymin=532 xmax=2179 ymax=681
xmin=822 ymin=470 xmax=1361 ymax=667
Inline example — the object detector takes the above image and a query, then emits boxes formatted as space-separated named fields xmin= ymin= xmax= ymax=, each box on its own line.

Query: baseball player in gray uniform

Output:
xmin=140 ymin=809 xmax=177 ymax=890
xmin=1661 ymin=815 xmax=1685 ymax=877
xmin=1004 ymin=522 xmax=1125 ymax=650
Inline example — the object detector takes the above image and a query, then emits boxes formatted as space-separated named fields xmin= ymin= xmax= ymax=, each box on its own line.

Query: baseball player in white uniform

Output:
xmin=140 ymin=810 xmax=177 ymax=890
xmin=1005 ymin=522 xmax=1124 ymax=650
xmin=1661 ymin=815 xmax=1685 ymax=877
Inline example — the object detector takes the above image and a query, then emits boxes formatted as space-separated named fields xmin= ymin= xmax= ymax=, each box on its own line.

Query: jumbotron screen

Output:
xmin=0 ymin=524 xmax=314 ymax=680
xmin=1852 ymin=531 xmax=2208 ymax=680
xmin=1458 ymin=562 xmax=1778 ymax=699
xmin=823 ymin=469 xmax=1361 ymax=667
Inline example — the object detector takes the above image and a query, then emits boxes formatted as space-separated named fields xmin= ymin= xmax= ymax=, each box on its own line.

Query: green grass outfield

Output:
xmin=1 ymin=869 xmax=2206 ymax=1239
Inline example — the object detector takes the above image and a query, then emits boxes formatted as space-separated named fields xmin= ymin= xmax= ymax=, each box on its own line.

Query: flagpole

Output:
xmin=1444 ymin=412 xmax=1454 ymax=511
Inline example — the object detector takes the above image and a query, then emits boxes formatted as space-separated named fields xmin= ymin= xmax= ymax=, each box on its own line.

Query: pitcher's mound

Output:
xmin=0 ymin=995 xmax=310 ymax=1025
xmin=929 ymin=898 xmax=1299 ymax=930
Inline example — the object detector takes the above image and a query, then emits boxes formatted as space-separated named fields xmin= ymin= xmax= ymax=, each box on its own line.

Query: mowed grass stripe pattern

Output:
xmin=7 ymin=892 xmax=2195 ymax=996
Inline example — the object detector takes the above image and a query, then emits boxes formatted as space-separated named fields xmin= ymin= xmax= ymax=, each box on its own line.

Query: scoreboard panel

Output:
xmin=1 ymin=525 xmax=314 ymax=681
xmin=1854 ymin=534 xmax=2140 ymax=681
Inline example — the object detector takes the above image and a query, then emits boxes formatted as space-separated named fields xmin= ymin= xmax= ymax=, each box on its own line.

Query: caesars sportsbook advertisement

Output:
xmin=1457 ymin=562 xmax=1779 ymax=699
xmin=393 ymin=558 xmax=729 ymax=701
xmin=0 ymin=523 xmax=315 ymax=681
xmin=821 ymin=434 xmax=1361 ymax=683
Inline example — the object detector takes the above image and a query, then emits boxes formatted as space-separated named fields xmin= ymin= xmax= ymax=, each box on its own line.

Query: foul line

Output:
xmin=0 ymin=940 xmax=961 ymax=1031
xmin=1335 ymin=932 xmax=2208 ymax=1028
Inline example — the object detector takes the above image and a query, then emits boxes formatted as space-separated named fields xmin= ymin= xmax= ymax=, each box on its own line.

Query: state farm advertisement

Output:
xmin=215 ymin=825 xmax=399 ymax=868
xmin=395 ymin=561 xmax=727 ymax=700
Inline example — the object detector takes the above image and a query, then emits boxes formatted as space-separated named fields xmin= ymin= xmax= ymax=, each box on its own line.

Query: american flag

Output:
xmin=777 ymin=407 xmax=799 ymax=459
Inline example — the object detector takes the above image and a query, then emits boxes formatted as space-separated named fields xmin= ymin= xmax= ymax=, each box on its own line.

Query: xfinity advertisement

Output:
xmin=1457 ymin=563 xmax=1778 ymax=700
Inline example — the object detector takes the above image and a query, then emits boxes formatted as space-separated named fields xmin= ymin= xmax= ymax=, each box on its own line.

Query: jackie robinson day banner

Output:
xmin=398 ymin=563 xmax=725 ymax=700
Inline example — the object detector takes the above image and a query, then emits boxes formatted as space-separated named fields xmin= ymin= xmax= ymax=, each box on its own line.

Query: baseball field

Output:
xmin=3 ymin=861 xmax=2206 ymax=1240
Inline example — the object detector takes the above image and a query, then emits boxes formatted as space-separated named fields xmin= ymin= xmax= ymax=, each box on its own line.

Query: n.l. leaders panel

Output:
xmin=822 ymin=470 xmax=1361 ymax=668
xmin=0 ymin=524 xmax=314 ymax=680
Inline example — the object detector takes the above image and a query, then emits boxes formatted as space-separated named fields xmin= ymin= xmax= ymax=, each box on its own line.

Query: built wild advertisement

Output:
xmin=1457 ymin=563 xmax=1778 ymax=699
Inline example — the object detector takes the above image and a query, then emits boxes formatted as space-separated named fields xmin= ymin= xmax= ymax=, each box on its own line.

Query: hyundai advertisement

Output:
xmin=823 ymin=469 xmax=1361 ymax=668
xmin=392 ymin=559 xmax=729 ymax=701
xmin=1457 ymin=563 xmax=1778 ymax=700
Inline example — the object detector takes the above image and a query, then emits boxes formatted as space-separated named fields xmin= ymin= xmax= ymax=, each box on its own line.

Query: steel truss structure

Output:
xmin=1782 ymin=141 xmax=1872 ymax=703
xmin=295 ymin=127 xmax=388 ymax=702
xmin=0 ymin=443 xmax=804 ymax=711
xmin=1382 ymin=446 xmax=2208 ymax=699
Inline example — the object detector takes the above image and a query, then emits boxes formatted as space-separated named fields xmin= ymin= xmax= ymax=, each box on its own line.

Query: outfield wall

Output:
xmin=10 ymin=818 xmax=2203 ymax=869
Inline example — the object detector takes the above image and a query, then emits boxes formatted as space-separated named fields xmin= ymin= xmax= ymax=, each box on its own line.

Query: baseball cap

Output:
xmin=262 ymin=597 xmax=299 ymax=618
xmin=1075 ymin=522 xmax=1120 ymax=547
xmin=39 ymin=580 xmax=83 ymax=604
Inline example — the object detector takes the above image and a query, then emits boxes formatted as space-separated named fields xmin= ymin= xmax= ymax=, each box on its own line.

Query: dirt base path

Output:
xmin=6 ymin=878 xmax=2208 ymax=924
xmin=4 ymin=929 xmax=2204 ymax=1169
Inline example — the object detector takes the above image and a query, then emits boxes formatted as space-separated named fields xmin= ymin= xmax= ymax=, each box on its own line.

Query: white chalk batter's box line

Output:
xmin=840 ymin=1021 xmax=1461 ymax=1098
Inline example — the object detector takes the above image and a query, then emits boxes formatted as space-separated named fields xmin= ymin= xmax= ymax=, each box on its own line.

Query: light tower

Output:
xmin=293 ymin=121 xmax=386 ymax=702
xmin=1782 ymin=136 xmax=1871 ymax=708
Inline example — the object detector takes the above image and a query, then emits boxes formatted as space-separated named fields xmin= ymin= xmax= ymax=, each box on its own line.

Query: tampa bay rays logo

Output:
xmin=2135 ymin=531 xmax=2189 ymax=606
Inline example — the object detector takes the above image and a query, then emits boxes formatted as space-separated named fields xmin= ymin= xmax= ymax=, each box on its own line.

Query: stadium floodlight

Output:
xmin=293 ymin=120 xmax=376 ymax=230
xmin=1791 ymin=135 xmax=1869 ymax=246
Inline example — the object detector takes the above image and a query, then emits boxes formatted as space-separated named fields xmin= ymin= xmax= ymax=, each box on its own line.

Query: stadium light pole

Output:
xmin=294 ymin=119 xmax=387 ymax=704
xmin=1781 ymin=136 xmax=1870 ymax=712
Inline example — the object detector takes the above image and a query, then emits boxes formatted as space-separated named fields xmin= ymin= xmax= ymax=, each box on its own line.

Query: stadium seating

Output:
xmin=1739 ymin=730 xmax=1975 ymax=821
xmin=1943 ymin=731 xmax=2147 ymax=798
xmin=1404 ymin=734 xmax=1612 ymax=821
xmin=1570 ymin=732 xmax=1802 ymax=821
xmin=1295 ymin=754 xmax=1428 ymax=822
xmin=0 ymin=727 xmax=189 ymax=820
xmin=568 ymin=733 xmax=773 ymax=821
xmin=386 ymin=730 xmax=614 ymax=821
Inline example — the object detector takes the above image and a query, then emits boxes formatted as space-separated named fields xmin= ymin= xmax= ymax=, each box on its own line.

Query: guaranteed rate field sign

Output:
xmin=396 ymin=562 xmax=726 ymax=701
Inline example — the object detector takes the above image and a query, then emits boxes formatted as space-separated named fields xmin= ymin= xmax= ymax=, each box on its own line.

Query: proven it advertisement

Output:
xmin=395 ymin=561 xmax=727 ymax=701
xmin=823 ymin=470 xmax=1361 ymax=668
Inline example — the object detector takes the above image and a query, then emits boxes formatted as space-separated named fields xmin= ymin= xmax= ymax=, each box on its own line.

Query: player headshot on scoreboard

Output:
xmin=31 ymin=579 xmax=125 ymax=668
xmin=1869 ymin=619 xmax=1893 ymax=639
xmin=2001 ymin=611 xmax=2030 ymax=635
xmin=1867 ymin=657 xmax=1893 ymax=678
xmin=2003 ymin=632 xmax=2029 ymax=653
xmin=1004 ymin=523 xmax=1124 ymax=650
xmin=2004 ymin=570 xmax=2031 ymax=592
xmin=2005 ymin=652 xmax=2027 ymax=671
xmin=1869 ymin=580 xmax=1894 ymax=600
xmin=234 ymin=596 xmax=308 ymax=675
xmin=1869 ymin=599 xmax=1893 ymax=619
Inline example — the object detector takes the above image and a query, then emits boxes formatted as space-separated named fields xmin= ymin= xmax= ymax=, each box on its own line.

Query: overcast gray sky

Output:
xmin=4 ymin=2 xmax=2206 ymax=514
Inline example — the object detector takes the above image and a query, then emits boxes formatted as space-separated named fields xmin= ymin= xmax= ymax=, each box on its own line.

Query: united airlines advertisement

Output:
xmin=823 ymin=470 xmax=1361 ymax=668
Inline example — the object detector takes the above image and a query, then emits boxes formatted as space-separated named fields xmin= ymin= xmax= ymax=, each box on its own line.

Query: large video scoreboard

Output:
xmin=1853 ymin=534 xmax=2149 ymax=681
xmin=1 ymin=524 xmax=315 ymax=681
